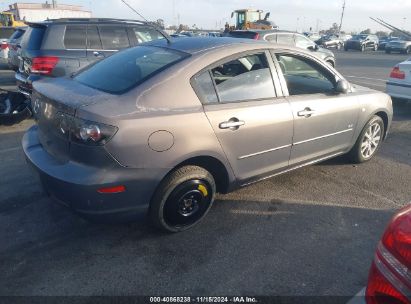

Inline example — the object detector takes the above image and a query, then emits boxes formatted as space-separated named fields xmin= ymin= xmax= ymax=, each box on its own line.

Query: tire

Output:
xmin=348 ymin=116 xmax=385 ymax=164
xmin=374 ymin=44 xmax=378 ymax=51
xmin=149 ymin=165 xmax=216 ymax=232
xmin=386 ymin=50 xmax=391 ymax=54
xmin=406 ymin=47 xmax=411 ymax=54
xmin=344 ymin=47 xmax=349 ymax=51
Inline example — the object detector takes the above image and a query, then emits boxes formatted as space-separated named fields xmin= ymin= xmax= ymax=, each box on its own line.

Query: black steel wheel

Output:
xmin=150 ymin=166 xmax=216 ymax=232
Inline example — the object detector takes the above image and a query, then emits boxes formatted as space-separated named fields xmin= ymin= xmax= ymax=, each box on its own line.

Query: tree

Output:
xmin=325 ymin=23 xmax=340 ymax=35
xmin=360 ymin=29 xmax=371 ymax=34
xmin=375 ymin=31 xmax=388 ymax=37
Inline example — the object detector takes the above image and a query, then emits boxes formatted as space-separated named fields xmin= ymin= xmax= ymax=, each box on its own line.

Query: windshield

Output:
xmin=352 ymin=35 xmax=368 ymax=40
xmin=75 ymin=46 xmax=190 ymax=94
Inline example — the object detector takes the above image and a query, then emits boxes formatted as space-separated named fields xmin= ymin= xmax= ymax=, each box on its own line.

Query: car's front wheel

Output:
xmin=349 ymin=116 xmax=385 ymax=163
xmin=149 ymin=166 xmax=216 ymax=232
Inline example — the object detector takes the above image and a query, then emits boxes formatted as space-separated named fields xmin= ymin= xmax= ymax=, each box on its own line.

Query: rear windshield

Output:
xmin=9 ymin=28 xmax=25 ymax=40
xmin=228 ymin=32 xmax=258 ymax=39
xmin=75 ymin=46 xmax=190 ymax=94
xmin=21 ymin=26 xmax=46 ymax=50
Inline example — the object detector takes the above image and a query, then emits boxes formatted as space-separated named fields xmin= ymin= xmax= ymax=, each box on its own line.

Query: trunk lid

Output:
xmin=32 ymin=77 xmax=113 ymax=161
xmin=399 ymin=60 xmax=411 ymax=83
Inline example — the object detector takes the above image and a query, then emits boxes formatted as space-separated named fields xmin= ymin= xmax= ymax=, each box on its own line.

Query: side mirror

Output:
xmin=231 ymin=12 xmax=234 ymax=18
xmin=336 ymin=79 xmax=349 ymax=94
xmin=307 ymin=44 xmax=318 ymax=51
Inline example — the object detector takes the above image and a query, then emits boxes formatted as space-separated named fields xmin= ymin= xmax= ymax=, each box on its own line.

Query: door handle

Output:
xmin=297 ymin=108 xmax=316 ymax=118
xmin=93 ymin=51 xmax=103 ymax=57
xmin=219 ymin=118 xmax=245 ymax=130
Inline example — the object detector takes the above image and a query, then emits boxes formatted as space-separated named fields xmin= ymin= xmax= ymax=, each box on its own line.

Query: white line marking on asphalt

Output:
xmin=0 ymin=147 xmax=21 ymax=154
xmin=352 ymin=81 xmax=386 ymax=88
xmin=346 ymin=75 xmax=386 ymax=82
xmin=230 ymin=210 xmax=293 ymax=216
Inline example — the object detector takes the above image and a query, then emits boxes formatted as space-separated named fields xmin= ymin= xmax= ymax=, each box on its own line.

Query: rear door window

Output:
xmin=192 ymin=71 xmax=218 ymax=104
xmin=75 ymin=46 xmax=189 ymax=94
xmin=99 ymin=26 xmax=130 ymax=50
xmin=210 ymin=52 xmax=276 ymax=103
xmin=87 ymin=26 xmax=102 ymax=49
xmin=130 ymin=26 xmax=164 ymax=44
xmin=64 ymin=25 xmax=87 ymax=49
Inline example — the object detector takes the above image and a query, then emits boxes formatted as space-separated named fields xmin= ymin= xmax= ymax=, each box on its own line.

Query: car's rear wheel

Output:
xmin=348 ymin=116 xmax=385 ymax=163
xmin=149 ymin=166 xmax=216 ymax=232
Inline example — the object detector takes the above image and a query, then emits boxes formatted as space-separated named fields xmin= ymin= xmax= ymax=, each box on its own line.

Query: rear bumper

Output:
xmin=15 ymin=72 xmax=42 ymax=97
xmin=386 ymin=81 xmax=411 ymax=101
xmin=22 ymin=125 xmax=167 ymax=221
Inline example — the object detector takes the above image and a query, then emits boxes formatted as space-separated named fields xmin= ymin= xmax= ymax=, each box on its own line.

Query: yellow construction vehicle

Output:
xmin=0 ymin=12 xmax=25 ymax=27
xmin=230 ymin=9 xmax=277 ymax=31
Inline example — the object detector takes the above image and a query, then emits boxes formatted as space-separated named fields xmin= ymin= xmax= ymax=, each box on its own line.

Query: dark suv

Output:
xmin=16 ymin=18 xmax=167 ymax=96
xmin=344 ymin=34 xmax=379 ymax=52
xmin=228 ymin=30 xmax=336 ymax=67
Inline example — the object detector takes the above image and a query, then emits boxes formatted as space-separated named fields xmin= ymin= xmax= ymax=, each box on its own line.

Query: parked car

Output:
xmin=7 ymin=26 xmax=27 ymax=71
xmin=23 ymin=37 xmax=393 ymax=232
xmin=315 ymin=34 xmax=344 ymax=50
xmin=0 ymin=27 xmax=15 ymax=61
xmin=345 ymin=34 xmax=379 ymax=52
xmin=378 ymin=36 xmax=399 ymax=50
xmin=386 ymin=59 xmax=411 ymax=101
xmin=385 ymin=39 xmax=411 ymax=54
xmin=208 ymin=32 xmax=222 ymax=37
xmin=365 ymin=205 xmax=411 ymax=304
xmin=303 ymin=32 xmax=321 ymax=42
xmin=15 ymin=18 xmax=168 ymax=97
xmin=228 ymin=30 xmax=336 ymax=67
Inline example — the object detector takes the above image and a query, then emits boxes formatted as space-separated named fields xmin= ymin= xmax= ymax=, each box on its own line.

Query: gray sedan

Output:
xmin=23 ymin=37 xmax=393 ymax=232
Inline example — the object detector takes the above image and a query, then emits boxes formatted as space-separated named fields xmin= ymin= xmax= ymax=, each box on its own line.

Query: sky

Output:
xmin=2 ymin=0 xmax=411 ymax=33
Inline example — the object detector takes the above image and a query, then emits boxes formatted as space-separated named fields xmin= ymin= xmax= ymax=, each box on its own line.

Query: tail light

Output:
xmin=54 ymin=112 xmax=118 ymax=146
xmin=366 ymin=205 xmax=411 ymax=304
xmin=254 ymin=33 xmax=260 ymax=40
xmin=390 ymin=66 xmax=406 ymax=80
xmin=31 ymin=56 xmax=59 ymax=75
xmin=1 ymin=42 xmax=8 ymax=50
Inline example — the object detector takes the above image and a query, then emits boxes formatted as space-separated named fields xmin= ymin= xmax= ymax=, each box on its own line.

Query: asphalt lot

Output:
xmin=0 ymin=50 xmax=410 ymax=298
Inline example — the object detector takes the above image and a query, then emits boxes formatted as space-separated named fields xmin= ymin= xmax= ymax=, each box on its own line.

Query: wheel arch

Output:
xmin=374 ymin=111 xmax=389 ymax=140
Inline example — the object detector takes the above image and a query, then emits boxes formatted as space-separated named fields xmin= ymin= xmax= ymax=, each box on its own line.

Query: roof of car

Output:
xmin=26 ymin=18 xmax=152 ymax=27
xmin=230 ymin=29 xmax=297 ymax=35
xmin=145 ymin=37 xmax=267 ymax=54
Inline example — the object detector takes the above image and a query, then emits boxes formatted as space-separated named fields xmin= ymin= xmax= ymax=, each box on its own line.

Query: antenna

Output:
xmin=120 ymin=0 xmax=148 ymax=22
xmin=338 ymin=0 xmax=346 ymax=34
xmin=120 ymin=0 xmax=172 ymax=44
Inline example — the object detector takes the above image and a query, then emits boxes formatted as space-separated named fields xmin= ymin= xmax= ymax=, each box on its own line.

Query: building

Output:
xmin=5 ymin=1 xmax=92 ymax=22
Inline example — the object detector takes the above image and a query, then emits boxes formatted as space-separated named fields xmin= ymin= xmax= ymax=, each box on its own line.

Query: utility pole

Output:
xmin=338 ymin=0 xmax=346 ymax=34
